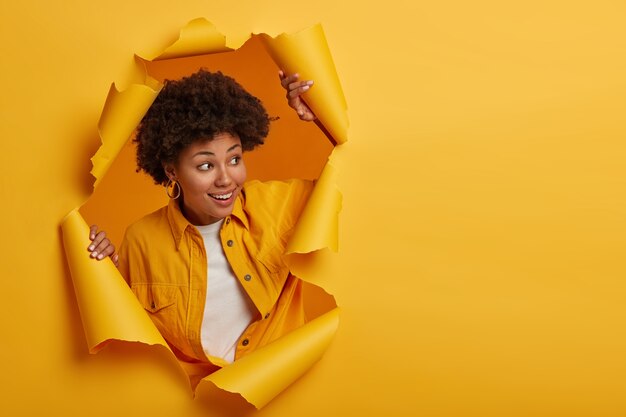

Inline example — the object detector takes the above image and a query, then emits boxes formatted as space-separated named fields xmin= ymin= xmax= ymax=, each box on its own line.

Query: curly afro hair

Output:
xmin=134 ymin=69 xmax=270 ymax=185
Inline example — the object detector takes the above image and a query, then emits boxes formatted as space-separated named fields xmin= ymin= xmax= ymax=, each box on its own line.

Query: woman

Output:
xmin=87 ymin=69 xmax=318 ymax=369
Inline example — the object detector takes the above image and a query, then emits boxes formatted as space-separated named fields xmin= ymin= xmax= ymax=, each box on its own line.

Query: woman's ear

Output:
xmin=163 ymin=163 xmax=177 ymax=182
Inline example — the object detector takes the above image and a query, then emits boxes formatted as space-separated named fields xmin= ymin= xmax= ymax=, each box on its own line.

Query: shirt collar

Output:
xmin=166 ymin=198 xmax=191 ymax=250
xmin=166 ymin=192 xmax=249 ymax=250
xmin=230 ymin=192 xmax=250 ymax=230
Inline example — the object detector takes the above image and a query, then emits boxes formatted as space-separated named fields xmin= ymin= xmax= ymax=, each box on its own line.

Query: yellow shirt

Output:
xmin=118 ymin=179 xmax=314 ymax=369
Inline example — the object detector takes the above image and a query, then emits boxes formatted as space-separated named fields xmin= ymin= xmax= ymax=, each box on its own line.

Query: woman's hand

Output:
xmin=88 ymin=225 xmax=119 ymax=267
xmin=279 ymin=71 xmax=316 ymax=121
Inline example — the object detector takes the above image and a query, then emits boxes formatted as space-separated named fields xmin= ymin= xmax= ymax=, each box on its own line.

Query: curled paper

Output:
xmin=61 ymin=18 xmax=348 ymax=409
xmin=287 ymin=155 xmax=341 ymax=254
xmin=92 ymin=83 xmax=160 ymax=187
xmin=62 ymin=210 xmax=169 ymax=352
xmin=259 ymin=25 xmax=349 ymax=145
xmin=141 ymin=18 xmax=231 ymax=61
xmin=203 ymin=308 xmax=339 ymax=408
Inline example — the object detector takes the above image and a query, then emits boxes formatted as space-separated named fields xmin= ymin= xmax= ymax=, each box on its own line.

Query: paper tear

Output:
xmin=287 ymin=152 xmax=342 ymax=254
xmin=92 ymin=83 xmax=160 ymax=188
xmin=62 ymin=18 xmax=347 ymax=409
xmin=140 ymin=18 xmax=231 ymax=61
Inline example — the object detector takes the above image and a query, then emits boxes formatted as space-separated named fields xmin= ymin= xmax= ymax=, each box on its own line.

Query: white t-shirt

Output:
xmin=195 ymin=220 xmax=256 ymax=363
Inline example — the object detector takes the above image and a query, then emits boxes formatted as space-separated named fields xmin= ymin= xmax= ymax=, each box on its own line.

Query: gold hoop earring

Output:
xmin=165 ymin=178 xmax=181 ymax=199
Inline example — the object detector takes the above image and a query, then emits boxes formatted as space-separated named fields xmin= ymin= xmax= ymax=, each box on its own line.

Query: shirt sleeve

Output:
xmin=243 ymin=179 xmax=315 ymax=240
xmin=117 ymin=230 xmax=132 ymax=286
xmin=240 ymin=179 xmax=315 ymax=271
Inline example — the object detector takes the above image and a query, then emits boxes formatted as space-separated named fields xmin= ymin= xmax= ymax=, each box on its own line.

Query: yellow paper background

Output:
xmin=2 ymin=1 xmax=625 ymax=416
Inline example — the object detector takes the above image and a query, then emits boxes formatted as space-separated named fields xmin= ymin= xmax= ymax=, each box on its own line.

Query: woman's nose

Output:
xmin=215 ymin=166 xmax=232 ymax=186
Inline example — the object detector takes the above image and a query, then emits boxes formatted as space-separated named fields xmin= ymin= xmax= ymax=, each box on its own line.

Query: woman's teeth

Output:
xmin=209 ymin=191 xmax=233 ymax=200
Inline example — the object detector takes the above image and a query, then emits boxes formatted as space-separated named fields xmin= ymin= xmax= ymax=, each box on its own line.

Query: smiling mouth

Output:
xmin=208 ymin=191 xmax=234 ymax=201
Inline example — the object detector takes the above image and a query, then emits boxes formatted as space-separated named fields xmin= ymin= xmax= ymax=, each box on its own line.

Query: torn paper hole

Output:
xmin=62 ymin=18 xmax=347 ymax=409
xmin=63 ymin=19 xmax=347 ymax=408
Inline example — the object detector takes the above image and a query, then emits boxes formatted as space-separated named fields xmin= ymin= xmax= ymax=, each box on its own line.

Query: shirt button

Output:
xmin=264 ymin=313 xmax=270 ymax=319
xmin=227 ymin=240 xmax=234 ymax=247
xmin=226 ymin=218 xmax=230 ymax=224
xmin=151 ymin=301 xmax=156 ymax=309
xmin=242 ymin=338 xmax=249 ymax=346
xmin=244 ymin=274 xmax=252 ymax=281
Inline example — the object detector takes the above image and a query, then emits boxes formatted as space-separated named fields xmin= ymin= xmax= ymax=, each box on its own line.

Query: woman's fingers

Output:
xmin=88 ymin=229 xmax=104 ymax=252
xmin=279 ymin=70 xmax=298 ymax=87
xmin=297 ymin=108 xmax=317 ymax=121
xmin=87 ymin=227 xmax=117 ymax=261
xmin=93 ymin=238 xmax=114 ymax=260
xmin=287 ymin=80 xmax=314 ymax=99
xmin=279 ymin=71 xmax=313 ymax=98
xmin=279 ymin=71 xmax=316 ymax=121
xmin=89 ymin=231 xmax=108 ymax=258
xmin=89 ymin=224 xmax=98 ymax=241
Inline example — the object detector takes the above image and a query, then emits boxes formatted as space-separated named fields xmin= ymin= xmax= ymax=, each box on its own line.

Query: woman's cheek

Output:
xmin=237 ymin=163 xmax=247 ymax=183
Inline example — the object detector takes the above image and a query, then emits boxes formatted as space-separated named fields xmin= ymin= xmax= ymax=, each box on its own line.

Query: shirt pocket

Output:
xmin=130 ymin=284 xmax=179 ymax=339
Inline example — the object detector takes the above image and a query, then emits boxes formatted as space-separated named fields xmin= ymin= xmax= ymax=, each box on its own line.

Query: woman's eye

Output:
xmin=230 ymin=156 xmax=240 ymax=165
xmin=198 ymin=163 xmax=213 ymax=171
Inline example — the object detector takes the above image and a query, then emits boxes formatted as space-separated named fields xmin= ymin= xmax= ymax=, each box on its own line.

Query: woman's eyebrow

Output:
xmin=193 ymin=151 xmax=214 ymax=157
xmin=192 ymin=144 xmax=241 ymax=158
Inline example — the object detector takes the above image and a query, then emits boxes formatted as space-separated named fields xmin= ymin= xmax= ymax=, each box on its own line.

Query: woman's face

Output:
xmin=165 ymin=132 xmax=247 ymax=225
